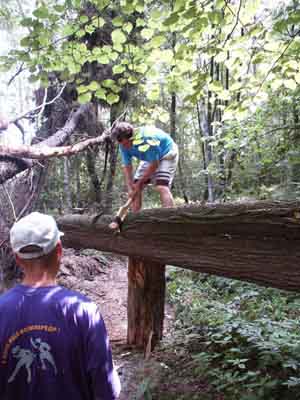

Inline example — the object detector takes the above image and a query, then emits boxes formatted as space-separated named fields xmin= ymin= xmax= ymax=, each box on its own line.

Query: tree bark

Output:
xmin=127 ymin=257 xmax=165 ymax=350
xmin=0 ymin=103 xmax=96 ymax=287
xmin=58 ymin=201 xmax=300 ymax=292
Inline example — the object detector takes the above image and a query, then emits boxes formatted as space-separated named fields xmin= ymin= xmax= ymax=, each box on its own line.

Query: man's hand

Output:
xmin=128 ymin=180 xmax=144 ymax=199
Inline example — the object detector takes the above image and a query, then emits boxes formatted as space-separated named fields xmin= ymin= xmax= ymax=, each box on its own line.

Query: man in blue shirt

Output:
xmin=111 ymin=122 xmax=179 ymax=211
xmin=0 ymin=212 xmax=121 ymax=400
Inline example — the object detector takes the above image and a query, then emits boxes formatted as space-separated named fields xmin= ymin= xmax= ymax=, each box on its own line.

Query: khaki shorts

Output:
xmin=134 ymin=143 xmax=179 ymax=187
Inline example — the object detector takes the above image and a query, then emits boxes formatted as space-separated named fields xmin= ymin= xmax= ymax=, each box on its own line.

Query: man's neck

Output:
xmin=22 ymin=273 xmax=57 ymax=288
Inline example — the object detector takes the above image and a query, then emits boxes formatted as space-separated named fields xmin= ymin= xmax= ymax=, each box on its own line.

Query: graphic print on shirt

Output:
xmin=1 ymin=324 xmax=59 ymax=385
xmin=31 ymin=337 xmax=57 ymax=374
xmin=132 ymin=129 xmax=160 ymax=153
xmin=8 ymin=346 xmax=36 ymax=383
xmin=7 ymin=338 xmax=58 ymax=383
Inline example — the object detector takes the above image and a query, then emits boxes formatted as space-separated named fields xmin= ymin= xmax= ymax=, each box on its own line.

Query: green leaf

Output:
xmin=122 ymin=3 xmax=134 ymax=14
xmin=135 ymin=64 xmax=148 ymax=74
xmin=112 ymin=16 xmax=124 ymax=27
xmin=150 ymin=35 xmax=166 ymax=48
xmin=20 ymin=17 xmax=34 ymax=27
xmin=102 ymin=79 xmax=115 ymax=88
xmin=112 ymin=29 xmax=127 ymax=45
xmin=97 ymin=55 xmax=110 ymax=64
xmin=78 ymin=92 xmax=92 ymax=104
xmin=163 ymin=13 xmax=180 ymax=26
xmin=85 ymin=24 xmax=95 ymax=34
xmin=183 ymin=6 xmax=197 ymax=19
xmin=158 ymin=112 xmax=169 ymax=124
xmin=76 ymin=29 xmax=86 ymax=38
xmin=113 ymin=65 xmax=126 ymax=74
xmin=54 ymin=5 xmax=65 ymax=13
xmin=111 ymin=84 xmax=121 ymax=93
xmin=80 ymin=15 xmax=89 ymax=24
xmin=160 ymin=49 xmax=174 ymax=64
xmin=106 ymin=93 xmax=119 ymax=105
xmin=147 ymin=87 xmax=160 ymax=101
xmin=123 ymin=22 xmax=133 ymax=34
xmin=20 ymin=37 xmax=31 ymax=47
xmin=128 ymin=76 xmax=138 ymax=84
xmin=62 ymin=24 xmax=75 ymax=36
xmin=88 ymin=81 xmax=99 ymax=91
xmin=174 ymin=0 xmax=186 ymax=12
xmin=95 ymin=88 xmax=106 ymax=100
xmin=271 ymin=79 xmax=283 ymax=91
xmin=135 ymin=1 xmax=144 ymax=13
xmin=33 ymin=6 xmax=49 ymax=19
xmin=294 ymin=73 xmax=300 ymax=84
xmin=284 ymin=79 xmax=297 ymax=91
xmin=208 ymin=81 xmax=223 ymax=92
xmin=136 ymin=18 xmax=146 ymax=27
xmin=141 ymin=28 xmax=154 ymax=40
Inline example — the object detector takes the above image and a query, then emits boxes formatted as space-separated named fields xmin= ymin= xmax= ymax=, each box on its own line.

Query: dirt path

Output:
xmin=59 ymin=249 xmax=170 ymax=399
xmin=58 ymin=249 xmax=212 ymax=400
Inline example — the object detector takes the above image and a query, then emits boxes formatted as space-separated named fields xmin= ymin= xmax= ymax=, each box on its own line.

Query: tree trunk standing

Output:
xmin=75 ymin=155 xmax=82 ymax=207
xmin=0 ymin=164 xmax=47 ymax=288
xmin=86 ymin=148 xmax=102 ymax=204
xmin=63 ymin=157 xmax=73 ymax=211
xmin=104 ymin=142 xmax=117 ymax=214
xmin=127 ymin=257 xmax=166 ymax=350
xmin=0 ymin=104 xmax=93 ymax=289
xmin=206 ymin=57 xmax=215 ymax=202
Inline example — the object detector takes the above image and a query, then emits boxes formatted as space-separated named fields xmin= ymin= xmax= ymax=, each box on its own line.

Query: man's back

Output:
xmin=0 ymin=284 xmax=120 ymax=400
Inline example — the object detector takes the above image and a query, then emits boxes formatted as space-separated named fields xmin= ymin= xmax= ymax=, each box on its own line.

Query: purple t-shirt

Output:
xmin=0 ymin=284 xmax=120 ymax=400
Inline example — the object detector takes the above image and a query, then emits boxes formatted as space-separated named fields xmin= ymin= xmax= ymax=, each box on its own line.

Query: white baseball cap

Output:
xmin=10 ymin=212 xmax=64 ymax=259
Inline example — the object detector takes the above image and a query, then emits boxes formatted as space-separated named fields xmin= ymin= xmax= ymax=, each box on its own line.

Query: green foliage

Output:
xmin=167 ymin=271 xmax=300 ymax=399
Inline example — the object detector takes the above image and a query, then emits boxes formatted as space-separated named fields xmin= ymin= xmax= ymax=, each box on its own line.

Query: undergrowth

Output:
xmin=156 ymin=270 xmax=300 ymax=400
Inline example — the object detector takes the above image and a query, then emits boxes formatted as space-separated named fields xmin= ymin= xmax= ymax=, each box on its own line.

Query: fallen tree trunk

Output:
xmin=58 ymin=200 xmax=300 ymax=292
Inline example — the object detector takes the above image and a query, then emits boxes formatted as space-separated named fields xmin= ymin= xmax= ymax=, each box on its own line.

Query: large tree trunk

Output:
xmin=58 ymin=201 xmax=300 ymax=292
xmin=127 ymin=257 xmax=165 ymax=350
xmin=0 ymin=103 xmax=94 ymax=288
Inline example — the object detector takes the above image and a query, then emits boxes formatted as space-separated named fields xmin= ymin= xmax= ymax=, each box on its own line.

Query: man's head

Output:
xmin=111 ymin=122 xmax=134 ymax=144
xmin=10 ymin=212 xmax=64 ymax=266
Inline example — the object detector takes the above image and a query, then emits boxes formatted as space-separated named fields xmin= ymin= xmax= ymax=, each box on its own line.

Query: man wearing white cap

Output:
xmin=0 ymin=212 xmax=121 ymax=400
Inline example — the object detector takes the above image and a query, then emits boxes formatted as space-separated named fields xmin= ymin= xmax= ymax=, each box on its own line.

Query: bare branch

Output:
xmin=3 ymin=184 xmax=16 ymax=221
xmin=223 ymin=0 xmax=242 ymax=47
xmin=8 ymin=63 xmax=25 ymax=87
xmin=11 ymin=83 xmax=67 ymax=124
xmin=0 ymin=131 xmax=110 ymax=159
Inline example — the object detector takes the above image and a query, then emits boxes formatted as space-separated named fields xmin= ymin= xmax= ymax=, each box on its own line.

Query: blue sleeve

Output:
xmin=86 ymin=307 xmax=121 ymax=399
xmin=119 ymin=146 xmax=132 ymax=166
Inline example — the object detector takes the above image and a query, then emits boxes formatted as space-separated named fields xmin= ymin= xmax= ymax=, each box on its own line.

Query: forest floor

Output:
xmin=59 ymin=249 xmax=222 ymax=400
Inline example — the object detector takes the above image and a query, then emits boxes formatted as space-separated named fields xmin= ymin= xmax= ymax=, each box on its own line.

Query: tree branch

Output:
xmin=11 ymin=83 xmax=66 ymax=124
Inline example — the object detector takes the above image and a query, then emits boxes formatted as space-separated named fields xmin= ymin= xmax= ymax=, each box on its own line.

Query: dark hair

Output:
xmin=111 ymin=122 xmax=133 ymax=141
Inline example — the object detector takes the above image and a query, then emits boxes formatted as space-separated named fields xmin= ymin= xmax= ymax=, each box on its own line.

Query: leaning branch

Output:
xmin=0 ymin=131 xmax=110 ymax=159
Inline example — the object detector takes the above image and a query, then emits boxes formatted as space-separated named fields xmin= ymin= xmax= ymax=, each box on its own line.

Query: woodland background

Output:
xmin=1 ymin=0 xmax=300 ymax=399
